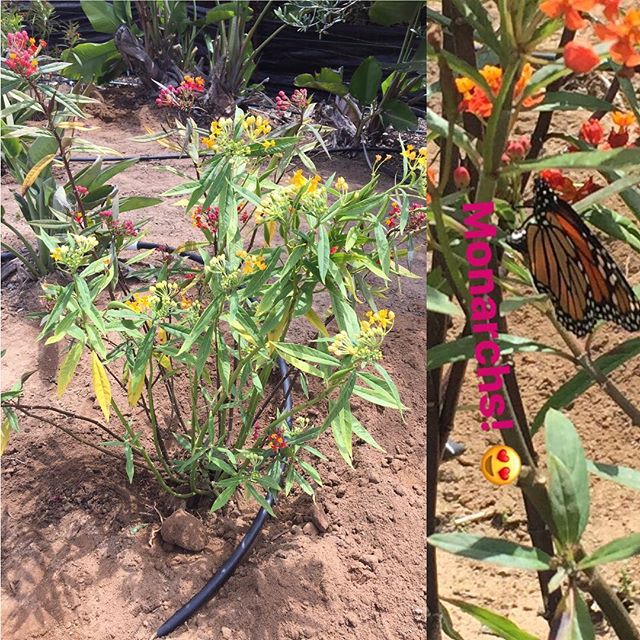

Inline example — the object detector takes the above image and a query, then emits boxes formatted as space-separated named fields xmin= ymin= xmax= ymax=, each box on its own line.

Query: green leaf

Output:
xmin=331 ymin=407 xmax=354 ymax=466
xmin=578 ymin=533 xmax=640 ymax=570
xmin=545 ymin=410 xmax=589 ymax=542
xmin=124 ymin=441 xmax=134 ymax=483
xmin=274 ymin=343 xmax=339 ymax=367
xmin=532 ymin=338 xmax=640 ymax=431
xmin=426 ymin=108 xmax=481 ymax=167
xmin=128 ymin=327 xmax=155 ymax=406
xmin=443 ymin=599 xmax=540 ymax=640
xmin=201 ymin=2 xmax=242 ymax=24
xmin=246 ymin=484 xmax=276 ymax=517
xmin=428 ymin=533 xmax=553 ymax=571
xmin=210 ymin=484 xmax=237 ymax=512
xmin=350 ymin=56 xmax=382 ymax=105
xmin=381 ymin=99 xmax=419 ymax=131
xmin=369 ymin=0 xmax=419 ymax=25
xmin=317 ymin=224 xmax=329 ymax=284
xmin=535 ymin=91 xmax=615 ymax=112
xmin=427 ymin=285 xmax=463 ymax=316
xmin=587 ymin=460 xmax=640 ymax=491
xmin=547 ymin=454 xmax=582 ymax=546
xmin=352 ymin=415 xmax=385 ymax=452
xmin=427 ymin=334 xmax=564 ymax=370
xmin=448 ymin=0 xmax=501 ymax=55
xmin=80 ymin=0 xmax=121 ymax=32
xmin=327 ymin=284 xmax=359 ymax=338
xmin=57 ymin=341 xmax=84 ymax=397
xmin=582 ymin=204 xmax=640 ymax=254
xmin=294 ymin=68 xmax=349 ymax=97
xmin=61 ymin=40 xmax=123 ymax=84
xmin=118 ymin=196 xmax=162 ymax=213
xmin=440 ymin=603 xmax=465 ymax=640
xmin=502 ymin=147 xmax=640 ymax=173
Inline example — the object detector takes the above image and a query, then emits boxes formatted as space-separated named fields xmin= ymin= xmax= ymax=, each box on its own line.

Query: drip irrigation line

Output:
xmin=56 ymin=146 xmax=402 ymax=163
xmin=153 ymin=362 xmax=292 ymax=639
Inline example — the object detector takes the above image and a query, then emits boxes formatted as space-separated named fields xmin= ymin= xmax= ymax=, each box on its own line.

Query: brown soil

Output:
xmin=1 ymin=90 xmax=427 ymax=640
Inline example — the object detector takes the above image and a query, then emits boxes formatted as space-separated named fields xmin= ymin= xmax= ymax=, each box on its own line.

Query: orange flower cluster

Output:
xmin=578 ymin=111 xmax=637 ymax=149
xmin=539 ymin=169 xmax=600 ymax=203
xmin=455 ymin=64 xmax=544 ymax=118
xmin=541 ymin=1 xmax=640 ymax=68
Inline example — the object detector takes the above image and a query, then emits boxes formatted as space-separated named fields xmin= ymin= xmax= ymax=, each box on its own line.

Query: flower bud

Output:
xmin=453 ymin=166 xmax=471 ymax=189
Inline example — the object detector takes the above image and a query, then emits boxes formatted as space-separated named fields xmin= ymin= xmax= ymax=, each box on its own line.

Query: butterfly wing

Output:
xmin=510 ymin=178 xmax=640 ymax=337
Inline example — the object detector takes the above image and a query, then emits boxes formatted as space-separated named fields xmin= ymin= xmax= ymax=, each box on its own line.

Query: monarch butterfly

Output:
xmin=507 ymin=177 xmax=640 ymax=337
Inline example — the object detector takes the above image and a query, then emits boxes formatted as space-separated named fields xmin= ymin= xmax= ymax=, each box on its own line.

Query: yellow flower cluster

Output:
xmin=51 ymin=234 xmax=98 ymax=272
xmin=335 ymin=176 xmax=349 ymax=193
xmin=125 ymin=292 xmax=153 ymax=313
xmin=242 ymin=114 xmax=272 ymax=139
xmin=237 ymin=250 xmax=268 ymax=275
xmin=202 ymin=113 xmax=275 ymax=155
xmin=290 ymin=169 xmax=321 ymax=193
xmin=328 ymin=309 xmax=395 ymax=361
xmin=401 ymin=145 xmax=427 ymax=165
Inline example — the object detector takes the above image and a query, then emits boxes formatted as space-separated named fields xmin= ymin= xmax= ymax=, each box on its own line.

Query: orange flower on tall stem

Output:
xmin=594 ymin=8 xmax=640 ymax=67
xmin=455 ymin=63 xmax=543 ymax=118
xmin=539 ymin=0 xmax=597 ymax=31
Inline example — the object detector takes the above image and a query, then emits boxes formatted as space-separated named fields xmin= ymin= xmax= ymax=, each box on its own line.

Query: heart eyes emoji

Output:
xmin=480 ymin=445 xmax=522 ymax=486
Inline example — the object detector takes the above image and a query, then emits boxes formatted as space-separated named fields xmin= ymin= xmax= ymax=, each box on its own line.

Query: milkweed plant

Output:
xmin=1 ymin=43 xmax=428 ymax=518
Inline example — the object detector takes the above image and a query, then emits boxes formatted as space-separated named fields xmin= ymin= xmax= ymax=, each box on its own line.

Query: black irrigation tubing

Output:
xmin=125 ymin=241 xmax=293 ymax=637
xmin=56 ymin=146 xmax=403 ymax=163
xmin=153 ymin=354 xmax=292 ymax=638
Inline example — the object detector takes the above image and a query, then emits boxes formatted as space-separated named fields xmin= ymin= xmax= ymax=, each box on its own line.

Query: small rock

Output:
xmin=221 ymin=627 xmax=234 ymax=639
xmin=345 ymin=613 xmax=358 ymax=628
xmin=368 ymin=472 xmax=381 ymax=484
xmin=302 ymin=522 xmax=318 ymax=536
xmin=160 ymin=509 xmax=208 ymax=552
xmin=336 ymin=487 xmax=346 ymax=498
xmin=357 ymin=553 xmax=379 ymax=571
xmin=310 ymin=504 xmax=330 ymax=533
xmin=393 ymin=485 xmax=406 ymax=497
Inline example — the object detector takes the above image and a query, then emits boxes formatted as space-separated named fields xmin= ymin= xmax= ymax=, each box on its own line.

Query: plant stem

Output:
xmin=547 ymin=313 xmax=640 ymax=426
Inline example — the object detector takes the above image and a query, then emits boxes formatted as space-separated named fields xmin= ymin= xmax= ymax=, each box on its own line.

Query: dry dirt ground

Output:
xmin=426 ymin=4 xmax=640 ymax=637
xmin=1 ymin=88 xmax=427 ymax=640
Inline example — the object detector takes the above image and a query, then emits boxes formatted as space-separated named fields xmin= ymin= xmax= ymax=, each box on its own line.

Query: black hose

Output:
xmin=154 ymin=356 xmax=291 ymax=638
xmin=122 ymin=241 xmax=293 ymax=638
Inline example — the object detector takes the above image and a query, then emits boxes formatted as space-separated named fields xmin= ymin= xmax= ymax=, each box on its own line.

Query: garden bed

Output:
xmin=0 ymin=88 xmax=427 ymax=640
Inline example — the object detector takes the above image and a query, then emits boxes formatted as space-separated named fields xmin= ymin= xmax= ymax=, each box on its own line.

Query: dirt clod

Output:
xmin=160 ymin=509 xmax=208 ymax=552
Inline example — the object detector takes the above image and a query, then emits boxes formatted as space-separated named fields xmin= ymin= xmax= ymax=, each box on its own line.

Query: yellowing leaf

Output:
xmin=304 ymin=308 xmax=329 ymax=337
xmin=57 ymin=121 xmax=99 ymax=131
xmin=266 ymin=221 xmax=277 ymax=246
xmin=21 ymin=153 xmax=56 ymax=195
xmin=57 ymin=341 xmax=84 ymax=397
xmin=91 ymin=352 xmax=111 ymax=421
xmin=1 ymin=418 xmax=11 ymax=455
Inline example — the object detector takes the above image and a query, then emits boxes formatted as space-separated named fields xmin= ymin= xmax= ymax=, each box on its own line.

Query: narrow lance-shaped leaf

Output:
xmin=57 ymin=341 xmax=84 ymax=397
xmin=578 ymin=533 xmax=640 ymax=570
xmin=443 ymin=598 xmax=540 ymax=640
xmin=91 ymin=352 xmax=111 ymax=421
xmin=428 ymin=533 xmax=553 ymax=571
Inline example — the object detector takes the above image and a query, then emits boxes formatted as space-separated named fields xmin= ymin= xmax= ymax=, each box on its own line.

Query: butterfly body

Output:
xmin=508 ymin=178 xmax=640 ymax=337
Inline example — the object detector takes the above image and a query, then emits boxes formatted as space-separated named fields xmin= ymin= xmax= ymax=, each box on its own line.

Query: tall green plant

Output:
xmin=1 ymin=31 xmax=161 ymax=277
